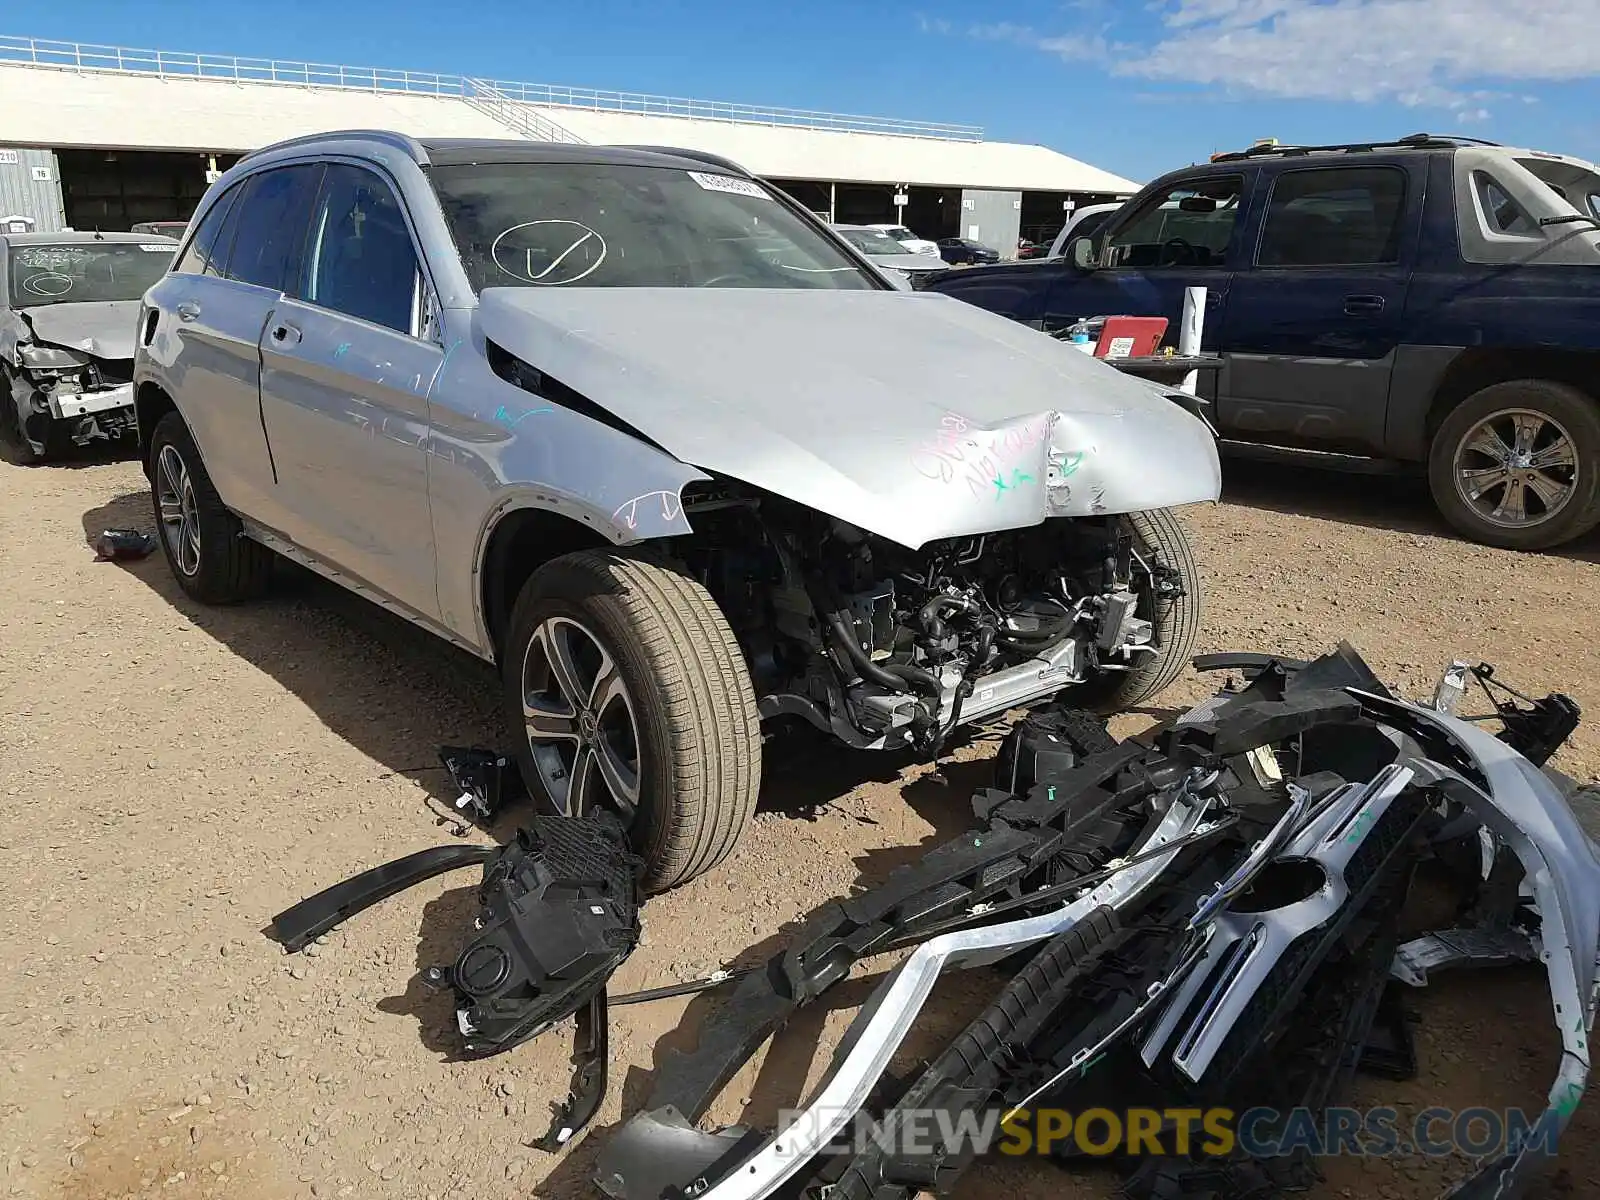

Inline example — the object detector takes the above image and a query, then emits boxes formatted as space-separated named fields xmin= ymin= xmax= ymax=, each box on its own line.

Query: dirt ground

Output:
xmin=3 ymin=447 xmax=1599 ymax=1200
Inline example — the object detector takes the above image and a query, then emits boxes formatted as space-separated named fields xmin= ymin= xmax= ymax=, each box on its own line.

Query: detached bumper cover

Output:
xmin=597 ymin=647 xmax=1600 ymax=1200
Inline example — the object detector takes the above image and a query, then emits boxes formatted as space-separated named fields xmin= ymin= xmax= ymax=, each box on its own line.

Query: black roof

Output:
xmin=1207 ymin=132 xmax=1498 ymax=163
xmin=416 ymin=138 xmax=741 ymax=175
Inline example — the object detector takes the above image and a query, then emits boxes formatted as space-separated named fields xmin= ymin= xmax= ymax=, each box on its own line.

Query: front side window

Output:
xmin=174 ymin=183 xmax=243 ymax=277
xmin=1104 ymin=176 xmax=1244 ymax=268
xmin=299 ymin=164 xmax=420 ymax=334
xmin=225 ymin=164 xmax=323 ymax=292
xmin=7 ymin=242 xmax=175 ymax=307
xmin=427 ymin=161 xmax=878 ymax=292
xmin=1256 ymin=166 xmax=1407 ymax=266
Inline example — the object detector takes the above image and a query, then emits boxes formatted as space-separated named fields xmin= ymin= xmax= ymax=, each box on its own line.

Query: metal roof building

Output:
xmin=0 ymin=35 xmax=1139 ymax=251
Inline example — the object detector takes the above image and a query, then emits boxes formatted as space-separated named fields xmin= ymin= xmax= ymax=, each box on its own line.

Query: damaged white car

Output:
xmin=0 ymin=231 xmax=176 ymax=462
xmin=133 ymin=132 xmax=1221 ymax=891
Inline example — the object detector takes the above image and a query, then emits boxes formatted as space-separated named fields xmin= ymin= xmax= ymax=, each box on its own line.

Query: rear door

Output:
xmin=1039 ymin=173 xmax=1249 ymax=399
xmin=156 ymin=166 xmax=320 ymax=528
xmin=257 ymin=161 xmax=442 ymax=621
xmin=1217 ymin=162 xmax=1420 ymax=452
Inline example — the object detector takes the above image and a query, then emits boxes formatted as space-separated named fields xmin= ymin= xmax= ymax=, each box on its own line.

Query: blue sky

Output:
xmin=12 ymin=0 xmax=1600 ymax=183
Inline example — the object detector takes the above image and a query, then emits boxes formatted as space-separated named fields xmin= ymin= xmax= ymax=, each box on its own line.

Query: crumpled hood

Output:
xmin=20 ymin=300 xmax=140 ymax=360
xmin=477 ymin=287 xmax=1220 ymax=548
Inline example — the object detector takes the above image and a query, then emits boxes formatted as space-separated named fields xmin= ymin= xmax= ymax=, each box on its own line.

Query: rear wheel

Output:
xmin=1074 ymin=507 xmax=1203 ymax=714
xmin=502 ymin=549 xmax=761 ymax=893
xmin=147 ymin=412 xmax=275 ymax=603
xmin=1427 ymin=380 xmax=1600 ymax=551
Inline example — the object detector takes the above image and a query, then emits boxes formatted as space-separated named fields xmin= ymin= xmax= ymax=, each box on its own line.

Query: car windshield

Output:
xmin=6 ymin=241 xmax=174 ymax=307
xmin=840 ymin=229 xmax=915 ymax=256
xmin=428 ymin=161 xmax=877 ymax=291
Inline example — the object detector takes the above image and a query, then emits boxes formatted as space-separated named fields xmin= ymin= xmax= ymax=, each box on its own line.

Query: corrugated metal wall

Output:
xmin=959 ymin=188 xmax=1023 ymax=259
xmin=0 ymin=146 xmax=67 ymax=232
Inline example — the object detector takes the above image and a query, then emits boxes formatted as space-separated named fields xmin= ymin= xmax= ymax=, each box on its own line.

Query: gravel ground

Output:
xmin=3 ymin=447 xmax=1599 ymax=1200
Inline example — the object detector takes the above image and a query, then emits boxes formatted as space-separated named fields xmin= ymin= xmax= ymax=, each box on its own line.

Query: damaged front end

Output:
xmin=597 ymin=644 xmax=1599 ymax=1200
xmin=6 ymin=337 xmax=138 ymax=454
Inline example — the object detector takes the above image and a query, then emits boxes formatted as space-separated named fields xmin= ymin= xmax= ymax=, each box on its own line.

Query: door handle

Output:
xmin=1343 ymin=294 xmax=1386 ymax=315
xmin=175 ymin=301 xmax=201 ymax=322
xmin=1205 ymin=291 xmax=1223 ymax=309
xmin=269 ymin=322 xmax=302 ymax=346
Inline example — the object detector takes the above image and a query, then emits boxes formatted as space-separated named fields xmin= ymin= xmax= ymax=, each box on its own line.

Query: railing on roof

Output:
xmin=0 ymin=34 xmax=985 ymax=142
xmin=469 ymin=78 xmax=985 ymax=141
xmin=463 ymin=78 xmax=588 ymax=145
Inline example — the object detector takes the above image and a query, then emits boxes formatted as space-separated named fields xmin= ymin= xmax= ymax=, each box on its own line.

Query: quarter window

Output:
xmin=1256 ymin=166 xmax=1407 ymax=266
xmin=225 ymin=164 xmax=323 ymax=293
xmin=1103 ymin=176 xmax=1244 ymax=268
xmin=1473 ymin=172 xmax=1538 ymax=236
xmin=299 ymin=164 xmax=421 ymax=334
xmin=173 ymin=183 xmax=243 ymax=276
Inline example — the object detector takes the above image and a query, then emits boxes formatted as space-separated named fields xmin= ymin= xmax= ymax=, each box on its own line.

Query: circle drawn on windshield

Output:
xmin=21 ymin=271 xmax=73 ymax=298
xmin=490 ymin=220 xmax=608 ymax=286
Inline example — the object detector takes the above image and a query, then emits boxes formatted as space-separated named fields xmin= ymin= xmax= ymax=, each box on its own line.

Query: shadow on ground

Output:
xmin=1220 ymin=453 xmax=1600 ymax=564
xmin=82 ymin=488 xmax=988 ymax=841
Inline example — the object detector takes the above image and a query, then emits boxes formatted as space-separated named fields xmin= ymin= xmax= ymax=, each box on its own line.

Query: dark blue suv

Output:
xmin=925 ymin=134 xmax=1600 ymax=550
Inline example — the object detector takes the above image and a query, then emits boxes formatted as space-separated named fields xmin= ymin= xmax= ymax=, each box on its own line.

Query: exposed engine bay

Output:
xmin=670 ymin=481 xmax=1187 ymax=752
xmin=5 ymin=342 xmax=138 ymax=451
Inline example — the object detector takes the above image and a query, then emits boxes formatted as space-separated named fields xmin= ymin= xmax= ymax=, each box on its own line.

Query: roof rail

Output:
xmin=239 ymin=128 xmax=426 ymax=164
xmin=1209 ymin=132 xmax=1503 ymax=163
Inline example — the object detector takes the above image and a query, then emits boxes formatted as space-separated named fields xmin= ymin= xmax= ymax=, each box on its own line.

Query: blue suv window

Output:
xmin=299 ymin=164 xmax=420 ymax=335
xmin=1256 ymin=166 xmax=1406 ymax=267
xmin=225 ymin=164 xmax=323 ymax=293
xmin=1103 ymin=176 xmax=1243 ymax=268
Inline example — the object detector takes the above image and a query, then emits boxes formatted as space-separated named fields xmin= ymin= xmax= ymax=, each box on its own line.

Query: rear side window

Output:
xmin=298 ymin=164 xmax=420 ymax=334
xmin=173 ymin=183 xmax=242 ymax=276
xmin=1256 ymin=166 xmax=1407 ymax=266
xmin=1473 ymin=172 xmax=1538 ymax=236
xmin=225 ymin=164 xmax=323 ymax=292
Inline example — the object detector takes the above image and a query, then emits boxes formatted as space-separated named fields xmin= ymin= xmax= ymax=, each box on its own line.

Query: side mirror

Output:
xmin=1068 ymin=236 xmax=1099 ymax=272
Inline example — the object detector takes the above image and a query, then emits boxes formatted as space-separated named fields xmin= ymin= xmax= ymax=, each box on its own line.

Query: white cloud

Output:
xmin=939 ymin=0 xmax=1600 ymax=117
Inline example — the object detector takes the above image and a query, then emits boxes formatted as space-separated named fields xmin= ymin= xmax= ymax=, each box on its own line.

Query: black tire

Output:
xmin=147 ymin=411 xmax=274 ymax=603
xmin=1074 ymin=508 xmax=1203 ymax=715
xmin=502 ymin=548 xmax=761 ymax=893
xmin=1427 ymin=380 xmax=1600 ymax=551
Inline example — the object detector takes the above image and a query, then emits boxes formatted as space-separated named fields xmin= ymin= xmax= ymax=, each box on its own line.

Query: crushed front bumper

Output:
xmin=595 ymin=646 xmax=1600 ymax=1200
xmin=46 ymin=380 xmax=134 ymax=420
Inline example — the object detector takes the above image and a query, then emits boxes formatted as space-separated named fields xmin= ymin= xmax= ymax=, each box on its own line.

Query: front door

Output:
xmin=1040 ymin=173 xmax=1249 ymax=401
xmin=257 ymin=162 xmax=442 ymax=622
xmin=1217 ymin=162 xmax=1418 ymax=453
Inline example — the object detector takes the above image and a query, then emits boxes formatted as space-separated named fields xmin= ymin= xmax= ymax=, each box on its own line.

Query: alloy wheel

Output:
xmin=1452 ymin=407 xmax=1579 ymax=530
xmin=521 ymin=615 xmax=641 ymax=821
xmin=155 ymin=444 xmax=202 ymax=576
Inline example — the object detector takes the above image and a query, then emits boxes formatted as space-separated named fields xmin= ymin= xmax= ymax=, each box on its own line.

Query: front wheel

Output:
xmin=1427 ymin=380 xmax=1600 ymax=551
xmin=1074 ymin=508 xmax=1203 ymax=715
xmin=501 ymin=549 xmax=762 ymax=893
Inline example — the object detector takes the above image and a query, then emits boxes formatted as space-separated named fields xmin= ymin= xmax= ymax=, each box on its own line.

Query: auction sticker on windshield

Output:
xmin=687 ymin=171 xmax=772 ymax=200
xmin=139 ymin=244 xmax=175 ymax=252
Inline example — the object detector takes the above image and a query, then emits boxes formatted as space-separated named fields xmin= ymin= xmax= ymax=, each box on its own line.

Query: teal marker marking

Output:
xmin=493 ymin=403 xmax=553 ymax=427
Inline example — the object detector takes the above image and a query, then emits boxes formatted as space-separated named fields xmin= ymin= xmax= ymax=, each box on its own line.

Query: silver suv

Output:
xmin=134 ymin=130 xmax=1221 ymax=891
